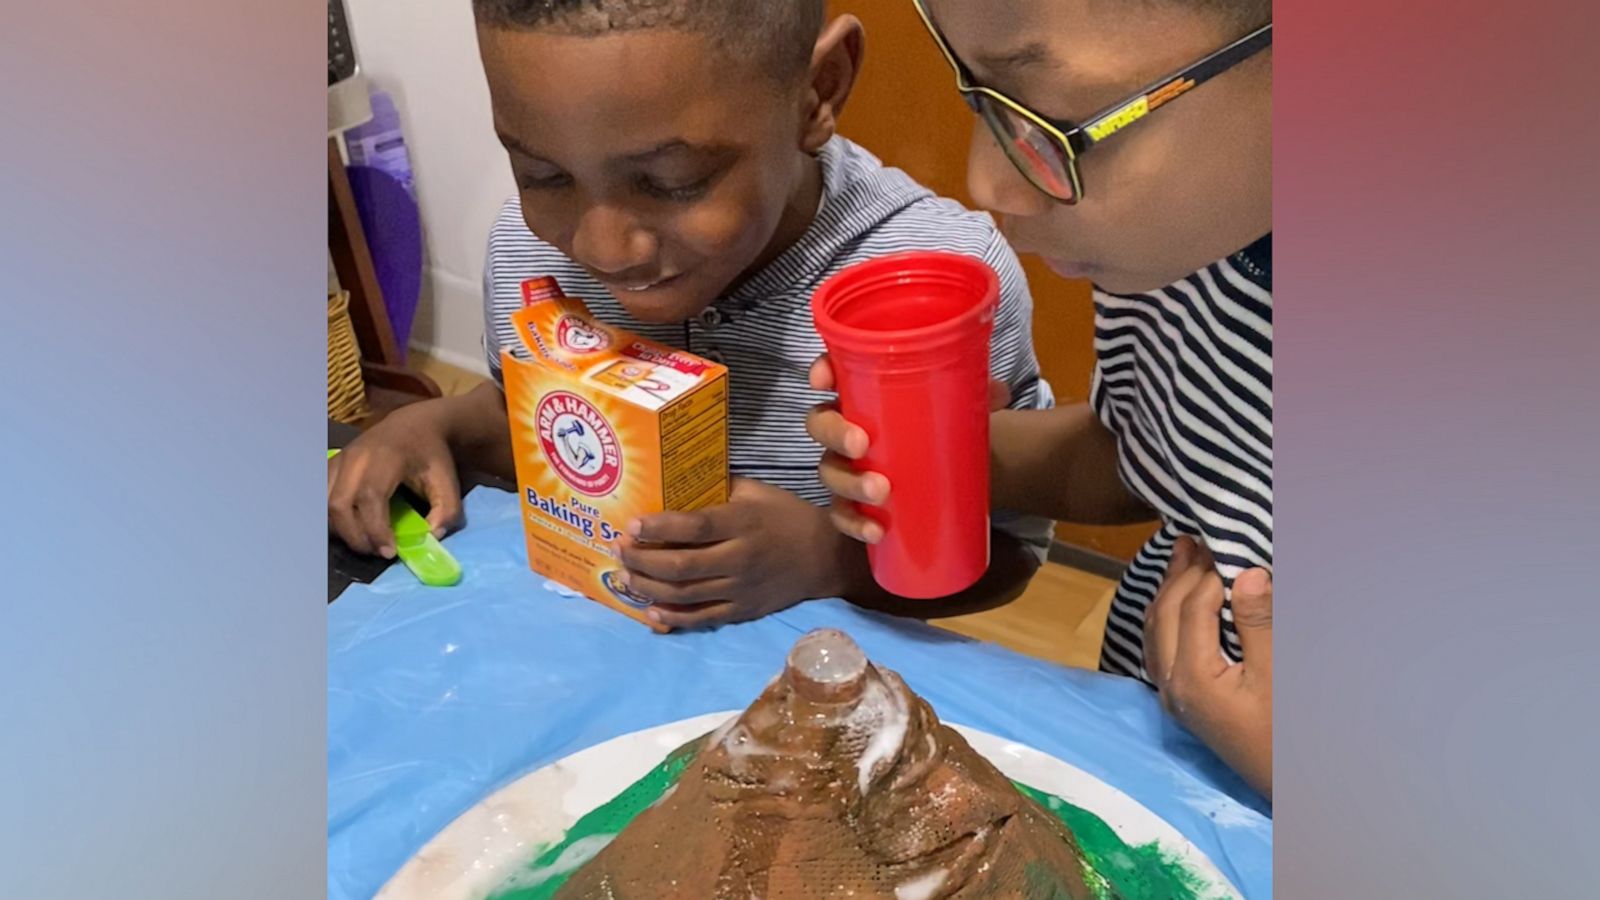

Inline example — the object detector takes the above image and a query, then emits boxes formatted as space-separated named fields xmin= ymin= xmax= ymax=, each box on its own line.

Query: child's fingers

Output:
xmin=327 ymin=456 xmax=366 ymax=549
xmin=328 ymin=481 xmax=395 ymax=558
xmin=807 ymin=355 xmax=836 ymax=392
xmin=327 ymin=450 xmax=398 ymax=558
xmin=819 ymin=454 xmax=890 ymax=505
xmin=1149 ymin=537 xmax=1224 ymax=690
xmin=618 ymin=538 xmax=736 ymax=584
xmin=805 ymin=404 xmax=869 ymax=459
xmin=1230 ymin=568 xmax=1273 ymax=669
xmin=988 ymin=379 xmax=1012 ymax=411
xmin=327 ymin=460 xmax=366 ymax=551
xmin=413 ymin=460 xmax=463 ymax=539
xmin=828 ymin=502 xmax=884 ymax=545
xmin=628 ymin=505 xmax=737 ymax=545
xmin=1159 ymin=537 xmax=1209 ymax=601
xmin=1161 ymin=536 xmax=1196 ymax=586
xmin=1174 ymin=572 xmax=1229 ymax=681
xmin=624 ymin=571 xmax=734 ymax=607
xmin=328 ymin=499 xmax=371 ymax=554
xmin=1164 ymin=531 xmax=1203 ymax=582
xmin=647 ymin=600 xmax=737 ymax=631
xmin=355 ymin=490 xmax=398 ymax=559
xmin=1142 ymin=582 xmax=1180 ymax=688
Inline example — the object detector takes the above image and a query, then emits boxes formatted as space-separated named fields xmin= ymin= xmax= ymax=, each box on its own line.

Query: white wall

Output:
xmin=345 ymin=0 xmax=512 ymax=375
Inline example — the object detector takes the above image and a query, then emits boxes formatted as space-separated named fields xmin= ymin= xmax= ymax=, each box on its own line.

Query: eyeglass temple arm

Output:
xmin=1076 ymin=23 xmax=1273 ymax=149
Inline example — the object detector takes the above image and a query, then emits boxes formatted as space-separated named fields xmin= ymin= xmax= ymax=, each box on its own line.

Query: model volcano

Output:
xmin=554 ymin=629 xmax=1096 ymax=899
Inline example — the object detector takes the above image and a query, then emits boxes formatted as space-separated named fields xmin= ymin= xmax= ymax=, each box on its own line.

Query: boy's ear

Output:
xmin=800 ymin=15 xmax=865 ymax=153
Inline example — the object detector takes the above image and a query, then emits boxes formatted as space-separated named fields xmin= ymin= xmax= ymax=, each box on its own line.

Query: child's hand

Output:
xmin=614 ymin=477 xmax=853 ymax=630
xmin=1143 ymin=536 xmax=1273 ymax=800
xmin=328 ymin=403 xmax=464 ymax=559
xmin=805 ymin=355 xmax=1010 ymax=545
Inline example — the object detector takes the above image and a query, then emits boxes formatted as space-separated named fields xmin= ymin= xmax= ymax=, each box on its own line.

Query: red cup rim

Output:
xmin=812 ymin=251 xmax=999 ymax=355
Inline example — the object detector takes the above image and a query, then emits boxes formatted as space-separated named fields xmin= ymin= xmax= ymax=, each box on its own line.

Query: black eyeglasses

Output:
xmin=913 ymin=0 xmax=1272 ymax=204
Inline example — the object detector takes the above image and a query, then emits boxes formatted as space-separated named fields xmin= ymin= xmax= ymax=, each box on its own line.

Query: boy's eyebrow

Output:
xmin=969 ymin=43 xmax=1136 ymax=110
xmin=496 ymin=131 xmax=542 ymax=159
xmin=622 ymin=139 xmax=735 ymax=162
xmin=972 ymin=42 xmax=1057 ymax=77
xmin=495 ymin=133 xmax=735 ymax=164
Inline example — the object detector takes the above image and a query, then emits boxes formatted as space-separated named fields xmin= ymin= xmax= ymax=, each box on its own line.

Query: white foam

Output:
xmin=851 ymin=675 xmax=910 ymax=794
xmin=375 ymin=763 xmax=576 ymax=900
xmin=895 ymin=867 xmax=949 ymax=900
xmin=498 ymin=833 xmax=614 ymax=891
xmin=720 ymin=723 xmax=782 ymax=776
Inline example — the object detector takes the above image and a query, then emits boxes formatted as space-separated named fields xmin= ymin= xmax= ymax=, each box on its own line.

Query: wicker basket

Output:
xmin=328 ymin=291 xmax=371 ymax=424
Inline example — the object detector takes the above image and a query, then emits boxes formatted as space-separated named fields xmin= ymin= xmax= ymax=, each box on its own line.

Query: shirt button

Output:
xmin=699 ymin=307 xmax=724 ymax=328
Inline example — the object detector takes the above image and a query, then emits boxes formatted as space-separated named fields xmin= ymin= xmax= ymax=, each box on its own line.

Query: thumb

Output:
xmin=1231 ymin=568 xmax=1273 ymax=668
xmin=988 ymin=379 xmax=1012 ymax=412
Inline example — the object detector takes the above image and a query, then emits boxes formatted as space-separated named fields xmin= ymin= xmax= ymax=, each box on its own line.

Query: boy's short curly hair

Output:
xmin=472 ymin=0 xmax=828 ymax=80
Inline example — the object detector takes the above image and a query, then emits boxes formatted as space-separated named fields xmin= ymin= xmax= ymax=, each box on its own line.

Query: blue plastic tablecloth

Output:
xmin=329 ymin=487 xmax=1272 ymax=899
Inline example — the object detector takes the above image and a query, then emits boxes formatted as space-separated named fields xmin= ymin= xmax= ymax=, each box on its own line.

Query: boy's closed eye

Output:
xmin=518 ymin=170 xmax=574 ymax=192
xmin=509 ymin=136 xmax=735 ymax=203
xmin=518 ymin=168 xmax=718 ymax=202
xmin=633 ymin=171 xmax=717 ymax=203
xmin=516 ymin=164 xmax=723 ymax=204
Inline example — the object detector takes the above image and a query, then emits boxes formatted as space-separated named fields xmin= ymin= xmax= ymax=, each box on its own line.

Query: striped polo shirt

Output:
xmin=1094 ymin=236 xmax=1274 ymax=683
xmin=481 ymin=136 xmax=1055 ymax=560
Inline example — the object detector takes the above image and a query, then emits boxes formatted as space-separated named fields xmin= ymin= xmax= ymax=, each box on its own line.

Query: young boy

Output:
xmin=327 ymin=0 xmax=1054 ymax=628
xmin=808 ymin=0 xmax=1273 ymax=797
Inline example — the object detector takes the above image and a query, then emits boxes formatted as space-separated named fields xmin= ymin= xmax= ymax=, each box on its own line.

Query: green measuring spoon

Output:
xmin=329 ymin=449 xmax=463 ymax=587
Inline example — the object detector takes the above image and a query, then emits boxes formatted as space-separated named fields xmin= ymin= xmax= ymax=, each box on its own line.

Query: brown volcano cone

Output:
xmin=555 ymin=629 xmax=1097 ymax=899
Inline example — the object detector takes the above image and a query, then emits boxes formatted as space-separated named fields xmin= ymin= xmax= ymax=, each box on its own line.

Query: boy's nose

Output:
xmin=966 ymin=124 xmax=1054 ymax=219
xmin=571 ymin=204 xmax=659 ymax=276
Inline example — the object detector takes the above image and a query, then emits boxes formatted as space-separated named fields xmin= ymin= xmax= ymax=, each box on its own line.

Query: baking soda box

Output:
xmin=502 ymin=277 xmax=730 ymax=631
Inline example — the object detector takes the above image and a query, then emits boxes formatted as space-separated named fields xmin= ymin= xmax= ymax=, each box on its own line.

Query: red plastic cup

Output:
xmin=812 ymin=251 xmax=998 ymax=599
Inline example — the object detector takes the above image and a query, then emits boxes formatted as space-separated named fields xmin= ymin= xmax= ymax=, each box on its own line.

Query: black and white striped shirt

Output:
xmin=482 ymin=137 xmax=1055 ymax=559
xmin=1095 ymin=236 xmax=1273 ymax=683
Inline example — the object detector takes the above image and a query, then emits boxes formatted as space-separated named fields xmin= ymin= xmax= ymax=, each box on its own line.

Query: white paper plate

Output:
xmin=379 ymin=711 xmax=1243 ymax=900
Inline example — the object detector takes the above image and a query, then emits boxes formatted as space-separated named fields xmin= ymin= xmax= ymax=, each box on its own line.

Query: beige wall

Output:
xmin=344 ymin=0 xmax=508 ymax=375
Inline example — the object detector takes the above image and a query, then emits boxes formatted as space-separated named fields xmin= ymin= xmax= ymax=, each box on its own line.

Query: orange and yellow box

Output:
xmin=501 ymin=279 xmax=730 ymax=631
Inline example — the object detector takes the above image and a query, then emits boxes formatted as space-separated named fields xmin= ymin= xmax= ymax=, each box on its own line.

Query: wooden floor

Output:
xmin=410 ymin=351 xmax=1118 ymax=670
xmin=936 ymin=566 xmax=1115 ymax=670
xmin=411 ymin=351 xmax=493 ymax=398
